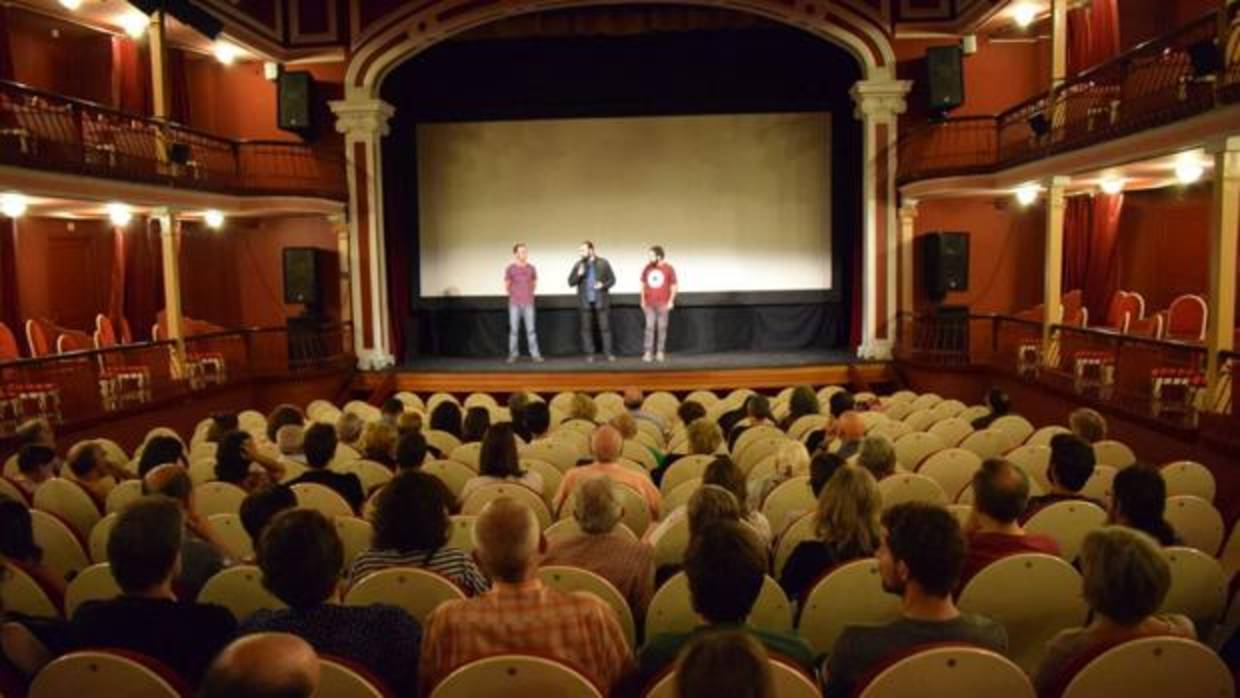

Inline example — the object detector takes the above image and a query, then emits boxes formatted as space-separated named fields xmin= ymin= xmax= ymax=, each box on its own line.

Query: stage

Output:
xmin=357 ymin=349 xmax=894 ymax=394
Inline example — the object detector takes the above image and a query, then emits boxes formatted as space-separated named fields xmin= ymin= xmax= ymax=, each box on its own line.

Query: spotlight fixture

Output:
xmin=1013 ymin=2 xmax=1038 ymax=28
xmin=213 ymin=41 xmax=239 ymax=65
xmin=0 ymin=192 xmax=28 ymax=219
xmin=120 ymin=13 xmax=148 ymax=39
xmin=1100 ymin=177 xmax=1125 ymax=195
xmin=106 ymin=202 xmax=133 ymax=227
xmin=204 ymin=210 xmax=225 ymax=229
xmin=58 ymin=0 xmax=82 ymax=10
xmin=1015 ymin=184 xmax=1039 ymax=207
xmin=1175 ymin=159 xmax=1204 ymax=185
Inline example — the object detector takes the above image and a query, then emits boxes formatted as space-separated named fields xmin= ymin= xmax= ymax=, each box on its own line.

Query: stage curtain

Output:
xmin=0 ymin=218 xmax=21 ymax=351
xmin=167 ymin=48 xmax=191 ymax=124
xmin=124 ymin=218 xmax=164 ymax=341
xmin=0 ymin=6 xmax=13 ymax=82
xmin=1063 ymin=193 xmax=1124 ymax=322
xmin=111 ymin=36 xmax=151 ymax=115
xmin=1067 ymin=0 xmax=1121 ymax=75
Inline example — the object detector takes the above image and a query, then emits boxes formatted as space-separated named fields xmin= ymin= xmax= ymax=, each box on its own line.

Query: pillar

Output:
xmin=851 ymin=79 xmax=912 ymax=360
xmin=148 ymin=11 xmax=170 ymax=119
xmin=1051 ymin=0 xmax=1068 ymax=89
xmin=329 ymin=98 xmax=396 ymax=370
xmin=1205 ymin=137 xmax=1240 ymax=399
xmin=329 ymin=213 xmax=352 ymax=332
xmin=898 ymin=199 xmax=919 ymax=319
xmin=152 ymin=207 xmax=187 ymax=374
xmin=1042 ymin=177 xmax=1070 ymax=359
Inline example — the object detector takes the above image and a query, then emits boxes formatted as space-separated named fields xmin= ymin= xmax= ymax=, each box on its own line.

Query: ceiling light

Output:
xmin=58 ymin=0 xmax=82 ymax=10
xmin=1015 ymin=184 xmax=1039 ymax=206
xmin=1175 ymin=159 xmax=1204 ymax=185
xmin=204 ymin=210 xmax=225 ymax=229
xmin=0 ymin=193 xmax=28 ymax=219
xmin=1100 ymin=177 xmax=1125 ymax=195
xmin=106 ymin=202 xmax=133 ymax=227
xmin=1013 ymin=3 xmax=1038 ymax=28
xmin=213 ymin=42 xmax=239 ymax=65
xmin=119 ymin=13 xmax=148 ymax=39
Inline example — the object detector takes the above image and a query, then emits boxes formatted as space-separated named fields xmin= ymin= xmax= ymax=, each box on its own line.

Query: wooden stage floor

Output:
xmin=356 ymin=350 xmax=893 ymax=394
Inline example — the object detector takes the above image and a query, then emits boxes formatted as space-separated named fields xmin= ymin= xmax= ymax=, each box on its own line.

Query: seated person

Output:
xmin=565 ymin=393 xmax=599 ymax=425
xmin=461 ymin=406 xmax=492 ymax=444
xmin=626 ymin=520 xmax=815 ymax=693
xmin=625 ymin=388 xmax=669 ymax=435
xmin=828 ymin=391 xmax=856 ymax=420
xmin=395 ymin=430 xmax=429 ymax=471
xmin=72 ymin=496 xmax=236 ymax=683
xmin=958 ymin=458 xmax=1060 ymax=590
xmin=275 ymin=425 xmax=306 ymax=465
xmin=242 ymin=509 xmax=421 ymax=696
xmin=822 ymin=502 xmax=1007 ymax=698
xmin=652 ymin=418 xmax=723 ymax=486
xmin=809 ymin=452 xmax=847 ymax=498
xmin=675 ymin=401 xmax=707 ymax=434
xmin=823 ymin=412 xmax=865 ymax=460
xmin=1109 ymin=464 xmax=1179 ymax=546
xmin=543 ymin=476 xmax=655 ymax=622
xmin=14 ymin=418 xmax=55 ymax=450
xmin=746 ymin=441 xmax=811 ymax=513
xmin=522 ymin=400 xmax=553 ymax=443
xmin=395 ymin=410 xmax=425 ymax=438
xmin=380 ymin=397 xmax=405 ymax=427
xmin=555 ymin=426 xmax=661 ymax=519
xmin=727 ymin=395 xmax=776 ymax=451
xmin=1068 ymin=407 xmax=1107 ymax=444
xmin=143 ymin=466 xmax=231 ymax=599
xmin=200 ymin=633 xmax=320 ymax=698
xmin=419 ymin=497 xmax=630 ymax=695
xmin=1033 ymin=526 xmax=1195 ymax=696
xmin=205 ymin=413 xmax=239 ymax=443
xmin=136 ymin=435 xmax=187 ymax=478
xmin=287 ymin=423 xmax=364 ymax=512
xmin=855 ymin=434 xmax=897 ymax=481
xmin=779 ymin=466 xmax=881 ymax=604
xmin=64 ymin=440 xmax=133 ymax=506
xmin=647 ymin=457 xmax=772 ymax=548
xmin=677 ymin=631 xmax=775 ymax=698
xmin=345 ymin=471 xmax=489 ymax=595
xmin=429 ymin=401 xmax=464 ymax=439
xmin=12 ymin=444 xmax=57 ymax=500
xmin=507 ymin=391 xmax=534 ymax=442
xmin=1024 ymin=434 xmax=1102 ymax=520
xmin=215 ymin=431 xmax=285 ymax=492
xmin=359 ymin=421 xmax=399 ymax=469
xmin=462 ymin=423 xmax=543 ymax=499
xmin=239 ymin=485 xmax=297 ymax=562
xmin=970 ymin=388 xmax=1012 ymax=430
xmin=265 ymin=404 xmax=304 ymax=444
xmin=0 ymin=495 xmax=67 ymax=604
xmin=335 ymin=412 xmax=365 ymax=449
xmin=780 ymin=386 xmax=821 ymax=431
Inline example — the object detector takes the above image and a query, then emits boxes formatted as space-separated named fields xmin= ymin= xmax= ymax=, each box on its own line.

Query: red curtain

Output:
xmin=111 ymin=36 xmax=151 ymax=115
xmin=1063 ymin=193 xmax=1124 ymax=322
xmin=108 ymin=225 xmax=126 ymax=331
xmin=0 ymin=5 xmax=13 ymax=82
xmin=1067 ymin=0 xmax=1121 ymax=75
xmin=167 ymin=48 xmax=191 ymax=124
xmin=124 ymin=218 xmax=164 ymax=341
xmin=0 ymin=218 xmax=22 ymax=349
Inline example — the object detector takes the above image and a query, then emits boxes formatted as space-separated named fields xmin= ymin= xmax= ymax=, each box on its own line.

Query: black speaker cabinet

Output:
xmin=920 ymin=232 xmax=969 ymax=302
xmin=278 ymin=71 xmax=315 ymax=134
xmin=926 ymin=45 xmax=965 ymax=114
xmin=283 ymin=247 xmax=323 ymax=306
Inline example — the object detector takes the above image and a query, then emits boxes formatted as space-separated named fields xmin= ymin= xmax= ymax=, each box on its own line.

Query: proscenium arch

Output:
xmin=345 ymin=0 xmax=896 ymax=100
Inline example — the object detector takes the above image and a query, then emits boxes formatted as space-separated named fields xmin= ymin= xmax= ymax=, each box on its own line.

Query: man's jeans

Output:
xmin=509 ymin=303 xmax=541 ymax=358
xmin=643 ymin=305 xmax=670 ymax=355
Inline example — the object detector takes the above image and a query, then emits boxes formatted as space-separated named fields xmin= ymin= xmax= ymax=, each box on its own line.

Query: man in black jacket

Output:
xmin=567 ymin=240 xmax=617 ymax=362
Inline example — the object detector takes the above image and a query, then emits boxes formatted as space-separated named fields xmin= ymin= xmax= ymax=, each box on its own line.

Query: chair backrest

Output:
xmin=773 ymin=512 xmax=817 ymax=579
xmin=1160 ymin=460 xmax=1216 ymax=502
xmin=197 ymin=565 xmax=287 ymax=621
xmin=1164 ymin=293 xmax=1207 ymax=342
xmin=761 ymin=476 xmax=815 ymax=532
xmin=1078 ymin=464 xmax=1117 ymax=505
xmin=957 ymin=553 xmax=1087 ymax=673
xmin=1163 ymin=495 xmax=1224 ymax=555
xmin=1092 ymin=440 xmax=1136 ymax=469
xmin=958 ymin=428 xmax=1014 ymax=460
xmin=1026 ymin=425 xmax=1072 ymax=447
xmin=916 ymin=448 xmax=982 ymax=503
xmin=461 ymin=483 xmax=552 ymax=529
xmin=64 ymin=562 xmax=121 ymax=619
xmin=644 ymin=660 xmax=821 ymax=698
xmin=29 ymin=508 xmax=90 ymax=582
xmin=0 ymin=561 xmax=60 ymax=618
xmin=955 ymin=404 xmax=991 ymax=425
xmin=737 ymin=435 xmax=790 ymax=475
xmin=334 ymin=516 xmax=375 ymax=567
xmin=1060 ymin=636 xmax=1232 ymax=698
xmin=207 ymin=512 xmax=255 ymax=561
xmin=344 ymin=566 xmax=466 ymax=623
xmin=989 ymin=415 xmax=1035 ymax=445
xmin=448 ymin=442 xmax=483 ymax=471
xmin=88 ymin=513 xmax=118 ymax=563
xmin=291 ymin=482 xmax=354 ymax=518
xmin=332 ymin=459 xmax=394 ymax=494
xmin=29 ymin=650 xmax=184 ymax=698
xmin=33 ymin=478 xmax=101 ymax=540
xmin=425 ymin=430 xmax=463 ymax=458
xmin=24 ymin=318 xmax=56 ymax=358
xmin=1006 ymin=444 xmax=1052 ymax=491
xmin=562 ymin=481 xmax=651 ymax=538
xmin=423 ymin=459 xmax=476 ymax=499
xmin=798 ymin=558 xmax=902 ymax=656
xmin=788 ymin=414 xmax=829 ymax=441
xmin=538 ymin=565 xmax=636 ymax=649
xmin=909 ymin=392 xmax=943 ymax=411
xmin=1160 ymin=546 xmax=1228 ymax=630
xmin=660 ymin=454 xmax=714 ymax=495
xmin=927 ymin=399 xmax=966 ymax=423
xmin=877 ymin=473 xmax=948 ymax=510
xmin=1024 ymin=500 xmax=1107 ymax=562
xmin=927 ymin=417 xmax=973 ymax=448
xmin=892 ymin=432 xmax=946 ymax=471
xmin=902 ymin=408 xmax=937 ymax=432
xmin=651 ymin=514 xmax=691 ymax=570
xmin=868 ymin=419 xmax=913 ymax=444
xmin=314 ymin=656 xmax=389 ymax=698
xmin=192 ymin=481 xmax=248 ymax=517
xmin=104 ymin=479 xmax=144 ymax=514
xmin=447 ymin=515 xmax=476 ymax=552
xmin=621 ymin=441 xmax=658 ymax=471
xmin=733 ymin=425 xmax=784 ymax=462
xmin=520 ymin=439 xmax=580 ymax=472
xmin=1220 ymin=518 xmax=1240 ymax=583
xmin=429 ymin=655 xmax=602 ymax=698
xmin=0 ymin=320 xmax=22 ymax=360
xmin=645 ymin=571 xmax=790 ymax=639
xmin=855 ymin=645 xmax=1035 ymax=698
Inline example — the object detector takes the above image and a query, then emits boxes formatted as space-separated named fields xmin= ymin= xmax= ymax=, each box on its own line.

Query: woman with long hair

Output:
xmin=215 ymin=430 xmax=286 ymax=492
xmin=461 ymin=423 xmax=543 ymax=499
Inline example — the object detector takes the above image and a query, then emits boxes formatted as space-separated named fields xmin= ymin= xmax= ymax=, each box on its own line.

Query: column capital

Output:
xmin=327 ymin=212 xmax=348 ymax=229
xmin=1042 ymin=175 xmax=1072 ymax=189
xmin=898 ymin=199 xmax=919 ymax=218
xmin=850 ymin=80 xmax=912 ymax=122
xmin=1205 ymin=136 xmax=1240 ymax=155
xmin=330 ymin=98 xmax=395 ymax=139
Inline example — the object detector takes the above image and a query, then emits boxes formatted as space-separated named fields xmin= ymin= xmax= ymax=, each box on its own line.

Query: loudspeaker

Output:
xmin=283 ymin=247 xmax=322 ymax=306
xmin=167 ymin=142 xmax=190 ymax=165
xmin=920 ymin=232 xmax=969 ymax=302
xmin=1188 ymin=39 xmax=1222 ymax=77
xmin=926 ymin=45 xmax=964 ymax=114
xmin=278 ymin=71 xmax=315 ymax=134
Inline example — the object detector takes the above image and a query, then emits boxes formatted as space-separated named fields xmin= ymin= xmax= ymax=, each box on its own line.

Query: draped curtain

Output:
xmin=123 ymin=218 xmax=164 ymax=341
xmin=0 ymin=5 xmax=13 ymax=82
xmin=1067 ymin=0 xmax=1121 ymax=75
xmin=108 ymin=226 xmax=127 ymax=332
xmin=167 ymin=48 xmax=191 ymax=124
xmin=1063 ymin=193 xmax=1124 ymax=322
xmin=110 ymin=36 xmax=151 ymax=115
xmin=0 ymin=218 xmax=22 ymax=350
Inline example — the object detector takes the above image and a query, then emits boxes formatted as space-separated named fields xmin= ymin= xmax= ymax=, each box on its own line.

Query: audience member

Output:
xmin=507 ymin=391 xmax=534 ymax=441
xmin=395 ymin=430 xmax=430 ymax=471
xmin=628 ymin=521 xmax=814 ymax=692
xmin=649 ymin=457 xmax=771 ymax=548
xmin=265 ymin=404 xmax=304 ymax=443
xmin=143 ymin=465 xmax=229 ymax=598
xmin=1024 ymin=434 xmax=1101 ymax=520
xmin=822 ymin=503 xmax=1007 ymax=698
xmin=289 ymin=423 xmax=364 ymax=511
xmin=206 ymin=413 xmax=239 ymax=444
xmin=463 ymin=422 xmax=543 ymax=499
xmin=970 ymin=388 xmax=1012 ymax=430
xmin=429 ymin=401 xmax=464 ymax=439
xmin=728 ymin=395 xmax=775 ymax=450
xmin=523 ymin=400 xmax=553 ymax=441
xmin=827 ymin=411 xmax=865 ymax=460
xmin=779 ymin=466 xmax=881 ymax=603
xmin=855 ymin=434 xmax=897 ymax=481
xmin=567 ymin=392 xmax=599 ymax=423
xmin=243 ymin=509 xmax=421 ymax=695
xmin=335 ymin=412 xmax=364 ymax=448
xmin=610 ymin=412 xmax=639 ymax=442
xmin=827 ymin=391 xmax=855 ymax=419
xmin=0 ymin=495 xmax=66 ymax=603
xmin=275 ymin=425 xmax=306 ymax=464
xmin=676 ymin=401 xmax=707 ymax=430
xmin=380 ymin=397 xmax=405 ymax=426
xmin=654 ymin=418 xmax=723 ymax=485
xmin=72 ymin=496 xmax=236 ymax=683
xmin=625 ymin=388 xmax=669 ymax=434
xmin=1109 ymin=464 xmax=1179 ymax=546
xmin=65 ymin=440 xmax=132 ymax=505
xmin=13 ymin=444 xmax=57 ymax=499
xmin=359 ymin=421 xmax=399 ymax=468
xmin=809 ymin=452 xmax=847 ymax=498
xmin=747 ymin=441 xmax=811 ymax=512
xmin=781 ymin=386 xmax=820 ymax=430
xmin=461 ymin=406 xmax=492 ymax=443
xmin=555 ymin=426 xmax=661 ymax=518
xmin=1068 ymin=407 xmax=1107 ymax=444
xmin=543 ymin=476 xmax=656 ymax=621
xmin=215 ymin=430 xmax=285 ymax=492
xmin=137 ymin=435 xmax=187 ymax=478
xmin=15 ymin=418 xmax=55 ymax=450
xmin=1033 ymin=526 xmax=1195 ymax=696
xmin=675 ymin=631 xmax=775 ymax=698
xmin=958 ymin=458 xmax=1060 ymax=589
xmin=687 ymin=485 xmax=744 ymax=537
xmin=395 ymin=410 xmax=424 ymax=437
xmin=239 ymin=485 xmax=297 ymax=552
xmin=347 ymin=471 xmax=488 ymax=595
xmin=419 ymin=498 xmax=631 ymax=694
xmin=199 ymin=633 xmax=320 ymax=698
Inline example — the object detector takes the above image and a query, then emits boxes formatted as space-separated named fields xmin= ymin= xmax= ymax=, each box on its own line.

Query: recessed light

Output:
xmin=0 ymin=193 xmax=28 ymax=219
xmin=106 ymin=202 xmax=133 ymax=227
xmin=1015 ymin=184 xmax=1039 ymax=206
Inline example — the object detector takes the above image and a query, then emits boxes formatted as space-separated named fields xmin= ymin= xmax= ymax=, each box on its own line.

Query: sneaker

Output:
xmin=506 ymin=356 xmax=517 ymax=364
xmin=606 ymin=354 xmax=616 ymax=362
xmin=642 ymin=353 xmax=653 ymax=363
xmin=656 ymin=352 xmax=666 ymax=362
xmin=533 ymin=356 xmax=544 ymax=363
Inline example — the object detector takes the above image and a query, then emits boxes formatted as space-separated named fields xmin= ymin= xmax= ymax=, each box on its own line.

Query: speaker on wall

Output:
xmin=283 ymin=247 xmax=322 ymax=306
xmin=920 ymin=232 xmax=969 ymax=302
xmin=278 ymin=71 xmax=315 ymax=135
xmin=925 ymin=45 xmax=964 ymax=114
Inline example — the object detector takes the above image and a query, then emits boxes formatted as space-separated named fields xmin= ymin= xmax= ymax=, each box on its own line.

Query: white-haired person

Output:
xmin=746 ymin=440 xmax=811 ymax=513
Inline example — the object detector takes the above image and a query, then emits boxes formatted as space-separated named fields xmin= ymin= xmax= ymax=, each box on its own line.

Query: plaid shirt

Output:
xmin=542 ymin=530 xmax=656 ymax=622
xmin=419 ymin=579 xmax=632 ymax=695
xmin=554 ymin=462 xmax=662 ymax=519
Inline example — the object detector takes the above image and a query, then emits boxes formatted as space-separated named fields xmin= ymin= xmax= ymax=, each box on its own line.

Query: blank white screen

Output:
xmin=416 ymin=112 xmax=832 ymax=297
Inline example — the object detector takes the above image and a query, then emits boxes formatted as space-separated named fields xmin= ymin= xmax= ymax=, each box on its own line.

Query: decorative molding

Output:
xmin=857 ymin=339 xmax=893 ymax=360
xmin=357 ymin=348 xmax=396 ymax=370
xmin=851 ymin=79 xmax=912 ymax=122
xmin=330 ymin=99 xmax=396 ymax=138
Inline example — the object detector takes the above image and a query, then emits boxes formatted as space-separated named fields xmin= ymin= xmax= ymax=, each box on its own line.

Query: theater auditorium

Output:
xmin=0 ymin=0 xmax=1237 ymax=695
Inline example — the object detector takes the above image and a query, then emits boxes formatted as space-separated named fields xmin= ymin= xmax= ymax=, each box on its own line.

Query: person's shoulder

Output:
xmin=350 ymin=602 xmax=420 ymax=628
xmin=956 ymin=612 xmax=1009 ymax=648
xmin=1159 ymin=613 xmax=1198 ymax=638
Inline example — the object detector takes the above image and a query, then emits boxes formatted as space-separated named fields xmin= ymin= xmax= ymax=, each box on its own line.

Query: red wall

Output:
xmin=5 ymin=8 xmax=113 ymax=105
xmin=182 ymin=57 xmax=345 ymax=142
xmin=1119 ymin=0 xmax=1219 ymax=50
xmin=13 ymin=217 xmax=116 ymax=330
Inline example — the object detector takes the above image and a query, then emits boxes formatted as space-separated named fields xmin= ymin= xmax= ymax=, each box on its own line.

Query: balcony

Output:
xmin=0 ymin=79 xmax=347 ymax=201
xmin=897 ymin=9 xmax=1240 ymax=186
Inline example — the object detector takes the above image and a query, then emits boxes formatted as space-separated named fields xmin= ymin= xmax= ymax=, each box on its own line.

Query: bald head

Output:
xmin=475 ymin=497 xmax=540 ymax=583
xmin=971 ymin=458 xmax=1031 ymax=524
xmin=837 ymin=411 xmax=866 ymax=441
xmin=143 ymin=464 xmax=192 ymax=505
xmin=591 ymin=425 xmax=623 ymax=463
xmin=200 ymin=633 xmax=319 ymax=698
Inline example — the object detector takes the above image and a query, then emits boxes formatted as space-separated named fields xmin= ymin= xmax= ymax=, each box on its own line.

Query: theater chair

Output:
xmin=0 ymin=321 xmax=61 ymax=428
xmin=152 ymin=314 xmax=227 ymax=387
xmin=92 ymin=315 xmax=152 ymax=408
xmin=28 ymin=650 xmax=189 ymax=698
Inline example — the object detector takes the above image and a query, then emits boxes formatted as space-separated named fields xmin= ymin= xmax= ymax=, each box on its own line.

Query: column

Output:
xmin=152 ymin=207 xmax=187 ymax=374
xmin=1051 ymin=0 xmax=1068 ymax=89
xmin=148 ymin=11 xmax=170 ymax=119
xmin=851 ymin=79 xmax=912 ymax=360
xmin=329 ymin=213 xmax=352 ymax=331
xmin=898 ymin=199 xmax=919 ymax=318
xmin=1042 ymin=177 xmax=1070 ymax=360
xmin=1205 ymin=137 xmax=1240 ymax=400
xmin=329 ymin=98 xmax=395 ymax=370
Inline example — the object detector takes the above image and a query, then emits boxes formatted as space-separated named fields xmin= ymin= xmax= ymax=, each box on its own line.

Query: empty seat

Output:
xmin=423 ymin=459 xmax=475 ymax=499
xmin=538 ymin=566 xmax=636 ymax=649
xmin=1006 ymin=444 xmax=1052 ymax=491
xmin=892 ymin=432 xmax=946 ymax=471
xmin=1160 ymin=460 xmax=1215 ymax=502
xmin=33 ymin=478 xmax=101 ymax=540
xmin=1163 ymin=495 xmax=1224 ymax=555
xmin=1024 ymin=500 xmax=1107 ymax=562
xmin=660 ymin=454 xmax=714 ymax=495
xmin=1092 ymin=440 xmax=1136 ymax=469
xmin=928 ymin=418 xmax=973 ymax=448
xmin=990 ymin=415 xmax=1035 ymax=445
xmin=1160 ymin=546 xmax=1228 ymax=633
xmin=916 ymin=448 xmax=983 ymax=503
xmin=344 ymin=567 xmax=466 ymax=623
xmin=448 ymin=443 xmax=483 ymax=470
xmin=877 ymin=473 xmax=948 ymax=510
xmin=958 ymin=429 xmax=1014 ymax=460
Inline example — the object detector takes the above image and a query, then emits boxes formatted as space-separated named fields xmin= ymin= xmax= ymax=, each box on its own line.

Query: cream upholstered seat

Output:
xmin=0 ymin=561 xmax=60 ymax=618
xmin=291 ymin=482 xmax=354 ymax=518
xmin=797 ymin=558 xmax=901 ymax=656
xmin=644 ymin=660 xmax=821 ymax=698
xmin=1026 ymin=425 xmax=1072 ymax=447
xmin=773 ymin=512 xmax=816 ymax=579
xmin=192 ymin=481 xmax=247 ymax=517
xmin=1163 ymin=495 xmax=1225 ymax=555
xmin=1079 ymin=464 xmax=1117 ymax=504
xmin=761 ymin=477 xmax=815 ymax=533
xmin=544 ymin=518 xmax=637 ymax=545
xmin=901 ymin=408 xmax=937 ymax=432
xmin=447 ymin=515 xmax=476 ymax=552
xmin=646 ymin=571 xmax=790 ymax=639
xmin=622 ymin=441 xmax=658 ymax=471
xmin=916 ymin=448 xmax=982 ymax=503
xmin=430 ymin=655 xmax=602 ymax=698
xmin=197 ymin=565 xmax=286 ymax=622
xmin=661 ymin=478 xmax=700 ymax=512
xmin=1092 ymin=439 xmax=1136 ymax=469
xmin=734 ymin=425 xmax=784 ymax=462
xmin=957 ymin=553 xmax=1087 ymax=673
xmin=448 ymin=442 xmax=483 ymax=471
xmin=1160 ymin=546 xmax=1228 ymax=633
xmin=539 ymin=565 xmax=636 ymax=649
xmin=64 ymin=562 xmax=121 ymax=618
xmin=462 ymin=483 xmax=552 ymax=529
xmin=331 ymin=459 xmax=393 ymax=494
xmin=958 ymin=428 xmax=1015 ymax=460
xmin=87 ymin=512 xmax=118 ymax=563
xmin=344 ymin=567 xmax=466 ymax=623
xmin=334 ymin=516 xmax=374 ymax=567
xmin=882 ymin=401 xmax=915 ymax=422
xmin=425 ymin=429 xmax=463 ymax=458
xmin=956 ymin=404 xmax=991 ymax=425
xmin=927 ymin=417 xmax=973 ymax=448
xmin=33 ymin=478 xmax=101 ymax=540
xmin=423 ymin=459 xmax=475 ymax=499
xmin=788 ymin=414 xmax=829 ymax=441
xmin=1160 ymin=461 xmax=1216 ymax=502
xmin=877 ymin=473 xmax=948 ymax=510
xmin=892 ymin=432 xmax=946 ymax=471
xmin=314 ymin=656 xmax=388 ymax=698
xmin=29 ymin=509 xmax=89 ymax=582
xmin=855 ymin=645 xmax=1034 ymax=698
xmin=1220 ymin=518 xmax=1240 ymax=583
xmin=1024 ymin=500 xmax=1107 ymax=561
xmin=990 ymin=415 xmax=1035 ymax=445
xmin=927 ymin=398 xmax=966 ymax=422
xmin=187 ymin=458 xmax=217 ymax=485
xmin=520 ymin=439 xmax=580 ymax=472
xmin=1006 ymin=444 xmax=1052 ymax=491
xmin=1059 ymin=636 xmax=1233 ymax=698
xmin=909 ymin=392 xmax=943 ymax=411
xmin=29 ymin=650 xmax=183 ymax=698
xmin=206 ymin=513 xmax=254 ymax=561
xmin=868 ymin=419 xmax=913 ymax=444
xmin=660 ymin=454 xmax=714 ymax=495
xmin=651 ymin=514 xmax=690 ymax=570
xmin=464 ymin=392 xmax=499 ymax=411
xmin=520 ymin=458 xmax=563 ymax=506
xmin=103 ymin=479 xmax=143 ymax=514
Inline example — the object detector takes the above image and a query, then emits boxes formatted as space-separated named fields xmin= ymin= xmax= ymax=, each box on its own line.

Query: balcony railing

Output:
xmin=0 ymin=323 xmax=353 ymax=434
xmin=0 ymin=80 xmax=347 ymax=200
xmin=897 ymin=8 xmax=1240 ymax=184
